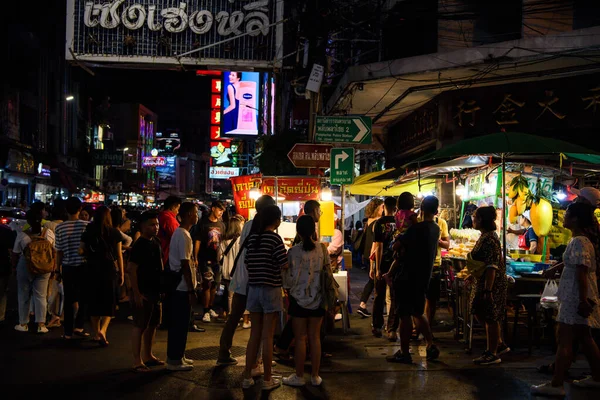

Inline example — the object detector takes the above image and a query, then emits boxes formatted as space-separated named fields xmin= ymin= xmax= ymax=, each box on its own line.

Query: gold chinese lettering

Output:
xmin=582 ymin=87 xmax=600 ymax=113
xmin=493 ymin=94 xmax=525 ymax=125
xmin=537 ymin=90 xmax=566 ymax=120
xmin=454 ymin=100 xmax=481 ymax=127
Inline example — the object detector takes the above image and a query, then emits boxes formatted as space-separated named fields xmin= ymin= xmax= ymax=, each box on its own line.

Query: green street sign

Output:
xmin=316 ymin=116 xmax=372 ymax=144
xmin=330 ymin=148 xmax=355 ymax=185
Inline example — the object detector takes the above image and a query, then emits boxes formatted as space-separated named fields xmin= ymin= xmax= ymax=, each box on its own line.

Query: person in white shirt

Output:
xmin=166 ymin=202 xmax=199 ymax=371
xmin=282 ymin=215 xmax=328 ymax=388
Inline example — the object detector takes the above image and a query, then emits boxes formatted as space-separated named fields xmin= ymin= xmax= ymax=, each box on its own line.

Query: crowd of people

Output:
xmin=1 ymin=189 xmax=600 ymax=395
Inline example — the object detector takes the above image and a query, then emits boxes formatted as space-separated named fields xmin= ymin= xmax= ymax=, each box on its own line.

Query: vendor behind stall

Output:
xmin=508 ymin=210 xmax=540 ymax=254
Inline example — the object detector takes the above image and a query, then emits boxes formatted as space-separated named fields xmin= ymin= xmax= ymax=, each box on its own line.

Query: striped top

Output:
xmin=55 ymin=220 xmax=89 ymax=266
xmin=245 ymin=232 xmax=288 ymax=287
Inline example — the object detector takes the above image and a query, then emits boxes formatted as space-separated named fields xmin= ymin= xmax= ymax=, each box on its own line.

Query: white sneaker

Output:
xmin=37 ymin=325 xmax=49 ymax=334
xmin=242 ymin=378 xmax=255 ymax=389
xmin=262 ymin=377 xmax=282 ymax=391
xmin=283 ymin=374 xmax=305 ymax=387
xmin=209 ymin=309 xmax=219 ymax=318
xmin=243 ymin=321 xmax=251 ymax=329
xmin=334 ymin=313 xmax=342 ymax=321
xmin=202 ymin=313 xmax=211 ymax=323
xmin=530 ymin=382 xmax=565 ymax=396
xmin=182 ymin=357 xmax=194 ymax=365
xmin=573 ymin=376 xmax=600 ymax=388
xmin=166 ymin=363 xmax=193 ymax=371
xmin=14 ymin=324 xmax=28 ymax=332
xmin=311 ymin=376 xmax=323 ymax=386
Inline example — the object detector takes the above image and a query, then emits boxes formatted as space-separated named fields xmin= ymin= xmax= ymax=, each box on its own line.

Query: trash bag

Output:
xmin=541 ymin=280 xmax=559 ymax=309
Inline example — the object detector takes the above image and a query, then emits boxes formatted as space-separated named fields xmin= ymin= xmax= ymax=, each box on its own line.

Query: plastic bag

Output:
xmin=541 ymin=280 xmax=559 ymax=309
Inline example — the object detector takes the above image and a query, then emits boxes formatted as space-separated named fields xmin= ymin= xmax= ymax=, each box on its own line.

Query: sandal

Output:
xmin=73 ymin=330 xmax=90 ymax=337
xmin=132 ymin=364 xmax=151 ymax=373
xmin=144 ymin=358 xmax=165 ymax=367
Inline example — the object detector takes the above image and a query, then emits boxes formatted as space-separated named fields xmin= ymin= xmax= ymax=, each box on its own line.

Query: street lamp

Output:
xmin=65 ymin=95 xmax=74 ymax=101
xmin=321 ymin=186 xmax=332 ymax=201
xmin=123 ymin=147 xmax=129 ymax=152
xmin=249 ymin=187 xmax=261 ymax=200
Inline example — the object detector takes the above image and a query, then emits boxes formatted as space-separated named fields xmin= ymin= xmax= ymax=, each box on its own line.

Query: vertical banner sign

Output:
xmin=230 ymin=173 xmax=262 ymax=219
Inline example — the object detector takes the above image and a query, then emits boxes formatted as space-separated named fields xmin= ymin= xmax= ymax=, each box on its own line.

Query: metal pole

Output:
xmin=452 ymin=173 xmax=458 ymax=228
xmin=501 ymin=154 xmax=507 ymax=262
xmin=341 ymin=184 xmax=346 ymax=234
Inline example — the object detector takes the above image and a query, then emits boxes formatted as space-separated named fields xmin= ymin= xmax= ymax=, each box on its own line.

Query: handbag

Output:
xmin=465 ymin=252 xmax=487 ymax=279
xmin=518 ymin=234 xmax=527 ymax=249
xmin=319 ymin=243 xmax=339 ymax=311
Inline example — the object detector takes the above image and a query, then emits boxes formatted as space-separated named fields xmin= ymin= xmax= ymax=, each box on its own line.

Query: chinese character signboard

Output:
xmin=66 ymin=0 xmax=283 ymax=68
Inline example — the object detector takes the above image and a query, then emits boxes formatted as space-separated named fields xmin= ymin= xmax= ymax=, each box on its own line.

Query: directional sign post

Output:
xmin=316 ymin=116 xmax=372 ymax=144
xmin=330 ymin=148 xmax=355 ymax=185
xmin=287 ymin=143 xmax=333 ymax=169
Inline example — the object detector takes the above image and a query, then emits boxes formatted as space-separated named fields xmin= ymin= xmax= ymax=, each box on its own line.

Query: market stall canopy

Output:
xmin=347 ymin=174 xmax=436 ymax=196
xmin=406 ymin=132 xmax=600 ymax=165
xmin=332 ymin=196 xmax=371 ymax=220
xmin=394 ymin=156 xmax=489 ymax=185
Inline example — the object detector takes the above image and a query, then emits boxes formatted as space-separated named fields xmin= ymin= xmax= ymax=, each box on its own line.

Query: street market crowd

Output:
xmin=0 ymin=190 xmax=600 ymax=395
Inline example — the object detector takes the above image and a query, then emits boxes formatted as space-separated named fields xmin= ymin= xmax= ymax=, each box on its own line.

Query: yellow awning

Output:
xmin=347 ymin=176 xmax=436 ymax=196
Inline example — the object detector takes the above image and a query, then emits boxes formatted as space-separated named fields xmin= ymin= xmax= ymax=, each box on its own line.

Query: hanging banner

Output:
xmin=230 ymin=173 xmax=262 ymax=219
xmin=261 ymin=177 xmax=320 ymax=201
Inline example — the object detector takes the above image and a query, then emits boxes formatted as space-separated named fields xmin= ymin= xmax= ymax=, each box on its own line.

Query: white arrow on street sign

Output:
xmin=353 ymin=118 xmax=369 ymax=143
xmin=335 ymin=150 xmax=349 ymax=169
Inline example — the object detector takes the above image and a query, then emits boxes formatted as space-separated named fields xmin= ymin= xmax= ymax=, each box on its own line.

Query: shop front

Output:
xmin=1 ymin=149 xmax=36 ymax=207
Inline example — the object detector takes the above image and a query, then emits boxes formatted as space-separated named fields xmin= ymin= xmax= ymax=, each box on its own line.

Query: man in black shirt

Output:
xmin=193 ymin=200 xmax=226 ymax=323
xmin=128 ymin=212 xmax=164 ymax=371
xmin=371 ymin=197 xmax=397 ymax=338
xmin=387 ymin=196 xmax=441 ymax=364
xmin=0 ymin=225 xmax=16 ymax=324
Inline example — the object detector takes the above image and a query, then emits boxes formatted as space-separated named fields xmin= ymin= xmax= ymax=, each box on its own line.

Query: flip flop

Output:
xmin=73 ymin=330 xmax=91 ymax=337
xmin=132 ymin=364 xmax=151 ymax=373
xmin=144 ymin=358 xmax=165 ymax=367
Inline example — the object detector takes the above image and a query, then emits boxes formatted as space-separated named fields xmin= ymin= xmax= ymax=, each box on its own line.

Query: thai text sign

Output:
xmin=142 ymin=156 xmax=166 ymax=167
xmin=210 ymin=167 xmax=240 ymax=179
xmin=230 ymin=173 xmax=262 ymax=219
xmin=92 ymin=150 xmax=124 ymax=166
xmin=66 ymin=0 xmax=281 ymax=67
xmin=261 ymin=177 xmax=320 ymax=201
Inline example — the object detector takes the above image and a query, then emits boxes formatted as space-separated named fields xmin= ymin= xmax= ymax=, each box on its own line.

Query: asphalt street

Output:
xmin=0 ymin=268 xmax=597 ymax=400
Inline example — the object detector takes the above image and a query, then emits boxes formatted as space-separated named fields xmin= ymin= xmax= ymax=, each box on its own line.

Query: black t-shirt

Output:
xmin=81 ymin=226 xmax=123 ymax=264
xmin=0 ymin=225 xmax=16 ymax=276
xmin=397 ymin=220 xmax=440 ymax=291
xmin=193 ymin=218 xmax=226 ymax=264
xmin=362 ymin=220 xmax=376 ymax=258
xmin=129 ymin=236 xmax=163 ymax=299
xmin=373 ymin=216 xmax=397 ymax=272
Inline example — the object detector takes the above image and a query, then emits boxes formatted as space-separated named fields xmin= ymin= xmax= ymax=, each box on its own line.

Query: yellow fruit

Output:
xmin=515 ymin=197 xmax=526 ymax=215
xmin=518 ymin=186 xmax=529 ymax=200
xmin=509 ymin=204 xmax=518 ymax=224
xmin=508 ymin=185 xmax=518 ymax=199
xmin=530 ymin=198 xmax=553 ymax=236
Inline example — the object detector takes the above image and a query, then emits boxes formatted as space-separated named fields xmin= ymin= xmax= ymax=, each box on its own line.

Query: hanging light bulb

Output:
xmin=321 ymin=186 xmax=332 ymax=201
xmin=249 ymin=187 xmax=261 ymax=200
xmin=556 ymin=191 xmax=567 ymax=201
xmin=455 ymin=183 xmax=466 ymax=198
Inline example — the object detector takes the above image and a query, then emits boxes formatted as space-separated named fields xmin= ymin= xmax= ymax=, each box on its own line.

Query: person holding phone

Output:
xmin=532 ymin=202 xmax=600 ymax=396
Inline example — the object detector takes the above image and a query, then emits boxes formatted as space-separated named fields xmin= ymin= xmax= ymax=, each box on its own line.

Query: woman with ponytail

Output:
xmin=282 ymin=215 xmax=328 ymax=388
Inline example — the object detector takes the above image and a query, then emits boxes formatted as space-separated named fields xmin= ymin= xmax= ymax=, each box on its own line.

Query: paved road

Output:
xmin=0 ymin=268 xmax=596 ymax=399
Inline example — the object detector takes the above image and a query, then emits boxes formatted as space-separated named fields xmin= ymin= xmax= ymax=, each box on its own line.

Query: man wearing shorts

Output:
xmin=193 ymin=200 xmax=226 ymax=323
xmin=129 ymin=212 xmax=164 ymax=371
xmin=387 ymin=196 xmax=441 ymax=364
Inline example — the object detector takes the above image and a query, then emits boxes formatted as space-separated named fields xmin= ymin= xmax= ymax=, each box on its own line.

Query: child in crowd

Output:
xmin=384 ymin=192 xmax=418 ymax=284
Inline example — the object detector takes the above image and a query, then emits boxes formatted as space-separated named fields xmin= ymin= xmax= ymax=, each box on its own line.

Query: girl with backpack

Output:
xmin=81 ymin=206 xmax=125 ymax=346
xmin=13 ymin=209 xmax=56 ymax=334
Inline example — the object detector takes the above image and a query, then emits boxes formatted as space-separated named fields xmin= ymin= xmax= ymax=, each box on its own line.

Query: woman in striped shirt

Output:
xmin=242 ymin=205 xmax=288 ymax=391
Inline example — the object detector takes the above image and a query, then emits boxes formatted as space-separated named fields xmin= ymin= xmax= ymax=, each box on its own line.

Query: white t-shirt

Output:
xmin=284 ymin=243 xmax=327 ymax=310
xmin=219 ymin=237 xmax=241 ymax=281
xmin=13 ymin=229 xmax=56 ymax=255
xmin=169 ymin=227 xmax=196 ymax=292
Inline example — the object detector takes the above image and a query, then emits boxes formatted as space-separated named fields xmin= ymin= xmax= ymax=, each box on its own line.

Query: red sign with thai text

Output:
xmin=261 ymin=177 xmax=320 ymax=201
xmin=230 ymin=174 xmax=262 ymax=219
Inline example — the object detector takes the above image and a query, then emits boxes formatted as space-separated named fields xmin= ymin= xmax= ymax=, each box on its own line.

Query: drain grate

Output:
xmin=186 ymin=346 xmax=246 ymax=361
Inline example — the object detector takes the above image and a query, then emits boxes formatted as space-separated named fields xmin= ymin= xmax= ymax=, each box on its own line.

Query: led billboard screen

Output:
xmin=222 ymin=71 xmax=260 ymax=136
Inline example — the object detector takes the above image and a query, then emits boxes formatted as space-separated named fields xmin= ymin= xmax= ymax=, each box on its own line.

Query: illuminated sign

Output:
xmin=210 ymin=125 xmax=221 ymax=140
xmin=150 ymin=148 xmax=159 ymax=157
xmin=222 ymin=71 xmax=260 ymax=136
xmin=37 ymin=163 xmax=51 ymax=177
xmin=142 ymin=157 xmax=166 ymax=167
xmin=209 ymin=167 xmax=240 ymax=179
xmin=211 ymin=95 xmax=222 ymax=109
